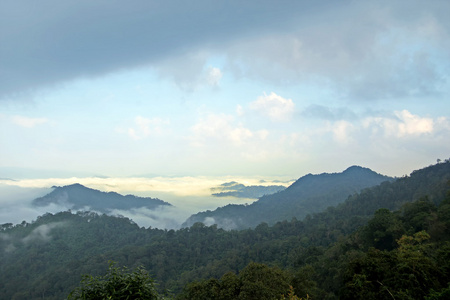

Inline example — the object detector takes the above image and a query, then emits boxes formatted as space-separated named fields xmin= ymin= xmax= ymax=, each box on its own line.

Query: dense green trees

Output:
xmin=341 ymin=231 xmax=443 ymax=299
xmin=178 ymin=262 xmax=292 ymax=300
xmin=68 ymin=262 xmax=159 ymax=299
xmin=0 ymin=161 xmax=449 ymax=299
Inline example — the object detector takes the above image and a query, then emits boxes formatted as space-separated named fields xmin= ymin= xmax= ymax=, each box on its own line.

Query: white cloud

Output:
xmin=236 ymin=104 xmax=244 ymax=116
xmin=190 ymin=113 xmax=253 ymax=146
xmin=332 ymin=120 xmax=354 ymax=144
xmin=22 ymin=222 xmax=65 ymax=244
xmin=363 ymin=110 xmax=434 ymax=137
xmin=257 ymin=129 xmax=269 ymax=140
xmin=11 ymin=115 xmax=48 ymax=128
xmin=249 ymin=92 xmax=295 ymax=122
xmin=127 ymin=116 xmax=169 ymax=140
xmin=395 ymin=110 xmax=434 ymax=136
xmin=0 ymin=176 xmax=294 ymax=228
xmin=0 ymin=176 xmax=292 ymax=199
xmin=206 ymin=66 xmax=222 ymax=87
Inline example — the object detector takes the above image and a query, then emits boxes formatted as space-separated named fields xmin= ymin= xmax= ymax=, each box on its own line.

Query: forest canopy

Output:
xmin=0 ymin=161 xmax=449 ymax=299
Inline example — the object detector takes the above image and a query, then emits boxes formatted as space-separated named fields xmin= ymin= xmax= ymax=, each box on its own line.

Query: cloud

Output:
xmin=154 ymin=51 xmax=223 ymax=91
xmin=394 ymin=110 xmax=434 ymax=136
xmin=126 ymin=116 xmax=170 ymax=140
xmin=206 ymin=66 xmax=222 ymax=87
xmin=0 ymin=185 xmax=71 ymax=227
xmin=0 ymin=176 xmax=292 ymax=229
xmin=190 ymin=113 xmax=254 ymax=146
xmin=249 ymin=92 xmax=295 ymax=121
xmin=6 ymin=1 xmax=449 ymax=103
xmin=108 ymin=206 xmax=190 ymax=230
xmin=363 ymin=110 xmax=434 ymax=137
xmin=0 ymin=176 xmax=291 ymax=201
xmin=1 ymin=1 xmax=309 ymax=99
xmin=11 ymin=115 xmax=48 ymax=128
xmin=203 ymin=216 xmax=238 ymax=230
xmin=224 ymin=1 xmax=450 ymax=101
xmin=236 ymin=104 xmax=244 ymax=116
xmin=331 ymin=120 xmax=354 ymax=144
xmin=22 ymin=222 xmax=65 ymax=244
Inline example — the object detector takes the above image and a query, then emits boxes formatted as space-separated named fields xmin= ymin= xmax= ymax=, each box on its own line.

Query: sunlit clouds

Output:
xmin=190 ymin=113 xmax=253 ymax=147
xmin=363 ymin=110 xmax=436 ymax=138
xmin=250 ymin=92 xmax=295 ymax=122
xmin=0 ymin=176 xmax=295 ymax=228
xmin=0 ymin=176 xmax=293 ymax=198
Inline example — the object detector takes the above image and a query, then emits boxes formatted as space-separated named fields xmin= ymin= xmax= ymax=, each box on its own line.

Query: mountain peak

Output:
xmin=34 ymin=183 xmax=171 ymax=213
xmin=344 ymin=165 xmax=365 ymax=171
xmin=52 ymin=183 xmax=86 ymax=189
xmin=184 ymin=165 xmax=394 ymax=229
xmin=343 ymin=165 xmax=375 ymax=173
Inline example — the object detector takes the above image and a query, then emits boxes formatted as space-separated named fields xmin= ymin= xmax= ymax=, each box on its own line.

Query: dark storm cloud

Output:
xmin=2 ymin=1 xmax=449 ymax=102
xmin=224 ymin=1 xmax=450 ymax=101
xmin=0 ymin=0 xmax=336 ymax=99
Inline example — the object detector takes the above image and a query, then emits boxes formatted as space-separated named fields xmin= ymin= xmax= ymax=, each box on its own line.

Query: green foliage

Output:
xmin=341 ymin=230 xmax=446 ymax=299
xmin=280 ymin=286 xmax=308 ymax=300
xmin=361 ymin=208 xmax=404 ymax=250
xmin=68 ymin=262 xmax=159 ymax=299
xmin=0 ymin=161 xmax=449 ymax=299
xmin=426 ymin=283 xmax=450 ymax=300
xmin=178 ymin=262 xmax=291 ymax=300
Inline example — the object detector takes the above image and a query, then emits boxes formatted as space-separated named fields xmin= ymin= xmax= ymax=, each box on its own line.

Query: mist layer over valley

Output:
xmin=0 ymin=175 xmax=294 ymax=229
xmin=1 ymin=166 xmax=391 ymax=230
xmin=1 ymin=161 xmax=450 ymax=299
xmin=2 ymin=0 xmax=450 ymax=298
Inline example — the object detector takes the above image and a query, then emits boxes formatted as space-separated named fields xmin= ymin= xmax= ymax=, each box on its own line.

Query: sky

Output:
xmin=1 ymin=1 xmax=450 ymax=222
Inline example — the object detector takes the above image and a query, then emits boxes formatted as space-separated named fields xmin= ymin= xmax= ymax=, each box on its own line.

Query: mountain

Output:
xmin=183 ymin=166 xmax=393 ymax=229
xmin=32 ymin=183 xmax=171 ymax=213
xmin=211 ymin=181 xmax=287 ymax=198
xmin=1 ymin=162 xmax=449 ymax=299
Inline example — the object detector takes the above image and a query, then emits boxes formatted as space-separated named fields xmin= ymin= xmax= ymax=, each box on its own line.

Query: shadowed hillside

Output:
xmin=33 ymin=183 xmax=171 ymax=213
xmin=1 ymin=162 xmax=449 ymax=299
xmin=183 ymin=166 xmax=393 ymax=229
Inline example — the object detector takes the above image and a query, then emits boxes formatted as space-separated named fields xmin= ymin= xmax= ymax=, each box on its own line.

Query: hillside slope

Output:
xmin=32 ymin=183 xmax=171 ymax=213
xmin=183 ymin=166 xmax=393 ymax=229
xmin=1 ymin=162 xmax=449 ymax=299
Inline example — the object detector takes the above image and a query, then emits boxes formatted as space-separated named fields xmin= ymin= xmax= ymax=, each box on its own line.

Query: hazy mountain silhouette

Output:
xmin=211 ymin=181 xmax=287 ymax=198
xmin=32 ymin=183 xmax=171 ymax=213
xmin=183 ymin=166 xmax=393 ymax=229
xmin=2 ymin=162 xmax=449 ymax=299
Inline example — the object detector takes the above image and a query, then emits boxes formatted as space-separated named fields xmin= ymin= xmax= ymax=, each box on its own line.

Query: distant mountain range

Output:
xmin=183 ymin=166 xmax=393 ymax=229
xmin=31 ymin=166 xmax=392 ymax=229
xmin=211 ymin=181 xmax=287 ymax=199
xmin=32 ymin=183 xmax=171 ymax=213
xmin=2 ymin=162 xmax=449 ymax=299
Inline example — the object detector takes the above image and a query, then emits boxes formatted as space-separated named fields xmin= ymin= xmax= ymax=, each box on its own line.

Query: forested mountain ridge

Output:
xmin=32 ymin=183 xmax=171 ymax=213
xmin=1 ymin=161 xmax=449 ymax=299
xmin=183 ymin=165 xmax=393 ymax=229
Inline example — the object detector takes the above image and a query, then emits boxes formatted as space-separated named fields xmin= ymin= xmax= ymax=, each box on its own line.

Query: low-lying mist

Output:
xmin=0 ymin=176 xmax=293 ymax=229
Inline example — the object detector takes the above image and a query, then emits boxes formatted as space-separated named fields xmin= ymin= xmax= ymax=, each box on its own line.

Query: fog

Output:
xmin=0 ymin=176 xmax=292 ymax=229
xmin=0 ymin=184 xmax=55 ymax=225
